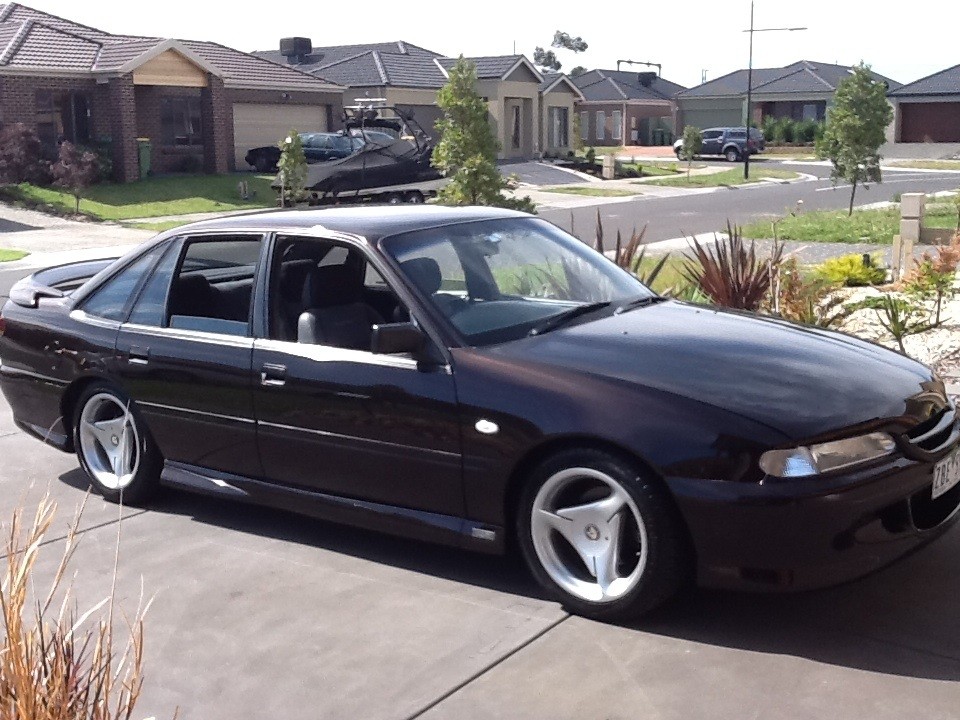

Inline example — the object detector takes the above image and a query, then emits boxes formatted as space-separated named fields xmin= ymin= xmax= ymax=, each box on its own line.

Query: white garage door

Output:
xmin=233 ymin=103 xmax=327 ymax=169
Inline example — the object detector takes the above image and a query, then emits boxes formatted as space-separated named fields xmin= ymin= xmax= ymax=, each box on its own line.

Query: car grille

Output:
xmin=902 ymin=406 xmax=958 ymax=459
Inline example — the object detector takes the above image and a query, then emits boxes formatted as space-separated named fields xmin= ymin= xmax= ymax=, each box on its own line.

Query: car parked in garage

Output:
xmin=244 ymin=132 xmax=365 ymax=172
xmin=674 ymin=126 xmax=766 ymax=161
xmin=2 ymin=206 xmax=958 ymax=621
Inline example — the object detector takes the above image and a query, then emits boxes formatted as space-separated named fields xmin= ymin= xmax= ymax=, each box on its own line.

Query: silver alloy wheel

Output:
xmin=77 ymin=392 xmax=140 ymax=490
xmin=530 ymin=467 xmax=648 ymax=603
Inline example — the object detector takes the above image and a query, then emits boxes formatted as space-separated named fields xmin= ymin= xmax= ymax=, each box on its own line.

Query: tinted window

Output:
xmin=703 ymin=130 xmax=722 ymax=139
xmin=166 ymin=237 xmax=263 ymax=336
xmin=128 ymin=243 xmax=179 ymax=326
xmin=82 ymin=250 xmax=161 ymax=321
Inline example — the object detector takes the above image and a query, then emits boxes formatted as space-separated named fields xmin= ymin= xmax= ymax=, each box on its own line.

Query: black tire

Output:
xmin=404 ymin=190 xmax=425 ymax=204
xmin=516 ymin=448 xmax=691 ymax=621
xmin=675 ymin=148 xmax=683 ymax=160
xmin=72 ymin=382 xmax=162 ymax=504
xmin=385 ymin=192 xmax=403 ymax=205
xmin=725 ymin=147 xmax=741 ymax=162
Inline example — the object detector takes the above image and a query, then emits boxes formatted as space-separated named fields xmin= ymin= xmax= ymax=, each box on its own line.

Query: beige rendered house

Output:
xmin=538 ymin=73 xmax=583 ymax=157
xmin=257 ymin=42 xmax=544 ymax=161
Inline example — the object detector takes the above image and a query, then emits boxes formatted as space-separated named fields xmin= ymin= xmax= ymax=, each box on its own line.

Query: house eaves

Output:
xmin=539 ymin=73 xmax=584 ymax=99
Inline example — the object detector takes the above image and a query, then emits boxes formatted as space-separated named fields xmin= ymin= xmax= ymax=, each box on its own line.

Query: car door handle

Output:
xmin=260 ymin=363 xmax=287 ymax=387
xmin=128 ymin=346 xmax=150 ymax=366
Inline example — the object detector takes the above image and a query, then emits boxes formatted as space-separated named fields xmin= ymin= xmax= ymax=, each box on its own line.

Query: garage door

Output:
xmin=681 ymin=106 xmax=743 ymax=131
xmin=233 ymin=103 xmax=328 ymax=169
xmin=901 ymin=102 xmax=960 ymax=143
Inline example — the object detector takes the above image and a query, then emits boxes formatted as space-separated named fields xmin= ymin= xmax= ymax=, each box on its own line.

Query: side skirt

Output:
xmin=159 ymin=461 xmax=504 ymax=554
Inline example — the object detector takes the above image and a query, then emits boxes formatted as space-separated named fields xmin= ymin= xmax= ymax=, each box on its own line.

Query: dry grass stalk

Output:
xmin=0 ymin=494 xmax=151 ymax=720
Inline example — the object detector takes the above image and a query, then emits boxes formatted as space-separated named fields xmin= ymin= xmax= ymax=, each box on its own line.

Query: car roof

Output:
xmin=159 ymin=205 xmax=531 ymax=244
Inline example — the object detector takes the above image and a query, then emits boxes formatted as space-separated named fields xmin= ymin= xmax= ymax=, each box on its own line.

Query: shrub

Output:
xmin=814 ymin=253 xmax=886 ymax=286
xmin=277 ymin=129 xmax=307 ymax=206
xmin=51 ymin=141 xmax=100 ymax=214
xmin=768 ymin=257 xmax=849 ymax=328
xmin=852 ymin=294 xmax=929 ymax=354
xmin=901 ymin=234 xmax=960 ymax=325
xmin=0 ymin=123 xmax=48 ymax=185
xmin=795 ymin=119 xmax=821 ymax=144
xmin=681 ymin=222 xmax=784 ymax=310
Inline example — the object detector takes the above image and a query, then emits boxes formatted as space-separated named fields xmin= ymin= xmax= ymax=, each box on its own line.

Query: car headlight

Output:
xmin=759 ymin=432 xmax=897 ymax=478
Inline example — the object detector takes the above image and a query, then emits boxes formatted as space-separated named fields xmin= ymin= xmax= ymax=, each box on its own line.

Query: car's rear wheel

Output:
xmin=725 ymin=147 xmax=741 ymax=162
xmin=517 ymin=448 xmax=690 ymax=621
xmin=74 ymin=383 xmax=161 ymax=504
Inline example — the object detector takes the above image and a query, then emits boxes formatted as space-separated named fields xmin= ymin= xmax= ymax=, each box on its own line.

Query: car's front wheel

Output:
xmin=725 ymin=147 xmax=741 ymax=162
xmin=74 ymin=383 xmax=161 ymax=504
xmin=517 ymin=448 xmax=690 ymax=621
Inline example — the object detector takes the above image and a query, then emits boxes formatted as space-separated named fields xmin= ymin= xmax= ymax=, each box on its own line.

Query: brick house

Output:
xmin=677 ymin=61 xmax=900 ymax=130
xmin=255 ymin=41 xmax=546 ymax=160
xmin=0 ymin=3 xmax=343 ymax=182
xmin=571 ymin=70 xmax=686 ymax=147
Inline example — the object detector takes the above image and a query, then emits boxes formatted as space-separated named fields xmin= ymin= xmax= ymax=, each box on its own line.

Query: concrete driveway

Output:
xmin=2 ymin=391 xmax=959 ymax=719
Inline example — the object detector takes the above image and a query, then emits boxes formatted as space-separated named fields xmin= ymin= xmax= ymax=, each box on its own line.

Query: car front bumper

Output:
xmin=667 ymin=452 xmax=960 ymax=591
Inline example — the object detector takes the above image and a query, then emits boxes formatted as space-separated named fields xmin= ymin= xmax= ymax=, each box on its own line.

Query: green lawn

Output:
xmin=1 ymin=174 xmax=276 ymax=221
xmin=742 ymin=204 xmax=959 ymax=244
xmin=541 ymin=186 xmax=642 ymax=197
xmin=643 ymin=168 xmax=800 ymax=188
xmin=619 ymin=162 xmax=683 ymax=177
xmin=122 ymin=220 xmax=199 ymax=233
xmin=0 ymin=248 xmax=28 ymax=263
xmin=887 ymin=160 xmax=960 ymax=171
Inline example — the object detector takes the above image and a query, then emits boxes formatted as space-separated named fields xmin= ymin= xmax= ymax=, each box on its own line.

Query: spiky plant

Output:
xmin=589 ymin=210 xmax=669 ymax=287
xmin=681 ymin=222 xmax=784 ymax=310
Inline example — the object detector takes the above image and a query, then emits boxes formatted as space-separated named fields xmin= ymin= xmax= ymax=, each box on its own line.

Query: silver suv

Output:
xmin=674 ymin=127 xmax=765 ymax=162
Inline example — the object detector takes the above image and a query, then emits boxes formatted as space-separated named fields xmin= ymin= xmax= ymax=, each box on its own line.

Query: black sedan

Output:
xmin=2 ymin=206 xmax=958 ymax=620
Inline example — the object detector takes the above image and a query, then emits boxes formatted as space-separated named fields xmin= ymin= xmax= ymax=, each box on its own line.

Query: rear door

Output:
xmin=115 ymin=234 xmax=265 ymax=476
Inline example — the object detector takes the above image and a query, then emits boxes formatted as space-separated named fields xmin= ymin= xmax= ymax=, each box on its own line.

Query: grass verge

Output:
xmin=122 ymin=220 xmax=195 ymax=233
xmin=0 ymin=248 xmax=28 ymax=262
xmin=742 ymin=204 xmax=959 ymax=244
xmin=0 ymin=173 xmax=276 ymax=221
xmin=887 ymin=160 xmax=960 ymax=171
xmin=644 ymin=168 xmax=800 ymax=188
xmin=541 ymin=186 xmax=642 ymax=197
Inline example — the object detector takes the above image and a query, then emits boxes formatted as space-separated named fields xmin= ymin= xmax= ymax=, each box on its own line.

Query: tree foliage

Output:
xmin=0 ymin=123 xmax=47 ymax=185
xmin=50 ymin=141 xmax=100 ymax=213
xmin=533 ymin=29 xmax=588 ymax=73
xmin=680 ymin=125 xmax=702 ymax=179
xmin=816 ymin=63 xmax=893 ymax=215
xmin=432 ymin=57 xmax=535 ymax=213
xmin=569 ymin=66 xmax=587 ymax=78
xmin=277 ymin=130 xmax=307 ymax=206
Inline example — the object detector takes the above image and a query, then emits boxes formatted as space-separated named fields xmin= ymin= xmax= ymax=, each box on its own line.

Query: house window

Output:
xmin=802 ymin=103 xmax=819 ymax=121
xmin=35 ymin=90 xmax=91 ymax=157
xmin=160 ymin=97 xmax=203 ymax=146
xmin=612 ymin=111 xmax=622 ymax=141
xmin=548 ymin=107 xmax=569 ymax=148
xmin=596 ymin=111 xmax=605 ymax=141
xmin=580 ymin=111 xmax=589 ymax=140
xmin=511 ymin=105 xmax=521 ymax=149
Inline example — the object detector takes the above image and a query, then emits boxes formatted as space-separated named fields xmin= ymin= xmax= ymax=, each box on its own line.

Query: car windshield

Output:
xmin=383 ymin=217 xmax=652 ymax=346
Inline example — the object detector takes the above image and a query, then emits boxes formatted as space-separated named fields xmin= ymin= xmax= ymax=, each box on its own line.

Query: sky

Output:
xmin=15 ymin=0 xmax=960 ymax=89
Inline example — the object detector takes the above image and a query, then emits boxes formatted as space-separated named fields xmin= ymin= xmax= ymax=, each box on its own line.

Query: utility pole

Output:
xmin=743 ymin=2 xmax=806 ymax=179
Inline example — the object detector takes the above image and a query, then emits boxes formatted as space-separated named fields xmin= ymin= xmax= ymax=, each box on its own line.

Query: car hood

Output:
xmin=489 ymin=301 xmax=940 ymax=440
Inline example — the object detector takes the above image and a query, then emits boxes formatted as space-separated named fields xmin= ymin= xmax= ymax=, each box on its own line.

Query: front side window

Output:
xmin=165 ymin=236 xmax=263 ymax=335
xmin=384 ymin=218 xmax=650 ymax=346
xmin=82 ymin=249 xmax=162 ymax=322
xmin=127 ymin=243 xmax=180 ymax=326
xmin=160 ymin=96 xmax=202 ymax=146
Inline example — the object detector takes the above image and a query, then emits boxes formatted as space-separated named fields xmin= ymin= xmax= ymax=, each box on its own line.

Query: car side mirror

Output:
xmin=371 ymin=322 xmax=425 ymax=356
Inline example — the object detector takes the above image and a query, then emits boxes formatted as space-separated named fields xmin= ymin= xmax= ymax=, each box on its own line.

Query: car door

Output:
xmin=251 ymin=234 xmax=464 ymax=516
xmin=114 ymin=234 xmax=265 ymax=477
xmin=701 ymin=129 xmax=722 ymax=155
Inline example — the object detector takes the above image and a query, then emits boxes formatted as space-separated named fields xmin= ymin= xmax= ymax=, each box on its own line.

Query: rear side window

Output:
xmin=81 ymin=249 xmax=161 ymax=321
xmin=166 ymin=236 xmax=263 ymax=336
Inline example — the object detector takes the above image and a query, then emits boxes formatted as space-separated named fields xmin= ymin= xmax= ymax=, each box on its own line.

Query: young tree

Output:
xmin=0 ymin=123 xmax=46 ymax=185
xmin=533 ymin=30 xmax=589 ymax=73
xmin=679 ymin=125 xmax=702 ymax=180
xmin=277 ymin=130 xmax=307 ymax=207
xmin=432 ymin=57 xmax=535 ymax=213
xmin=816 ymin=62 xmax=893 ymax=216
xmin=50 ymin=141 xmax=100 ymax=213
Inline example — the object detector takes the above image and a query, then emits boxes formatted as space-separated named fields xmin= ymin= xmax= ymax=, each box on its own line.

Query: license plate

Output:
xmin=933 ymin=450 xmax=960 ymax=500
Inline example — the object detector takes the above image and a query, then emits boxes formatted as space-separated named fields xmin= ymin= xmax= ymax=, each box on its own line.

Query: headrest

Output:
xmin=279 ymin=259 xmax=315 ymax=302
xmin=400 ymin=257 xmax=442 ymax=296
xmin=302 ymin=263 xmax=362 ymax=308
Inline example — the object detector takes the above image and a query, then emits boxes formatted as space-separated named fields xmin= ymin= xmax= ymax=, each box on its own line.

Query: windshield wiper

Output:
xmin=614 ymin=295 xmax=666 ymax=314
xmin=528 ymin=301 xmax=612 ymax=336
